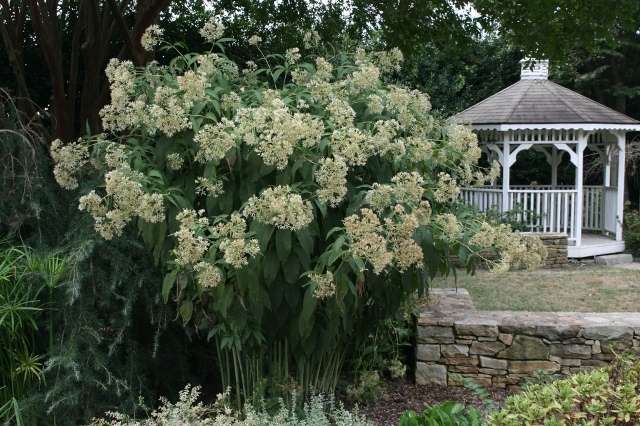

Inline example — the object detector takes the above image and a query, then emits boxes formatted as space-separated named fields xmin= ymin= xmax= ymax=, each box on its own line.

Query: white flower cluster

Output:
xmin=433 ymin=172 xmax=460 ymax=203
xmin=344 ymin=209 xmax=392 ymax=274
xmin=344 ymin=204 xmax=426 ymax=274
xmin=309 ymin=271 xmax=335 ymax=299
xmin=200 ymin=17 xmax=225 ymax=43
xmin=50 ymin=139 xmax=89 ymax=190
xmin=387 ymin=86 xmax=432 ymax=132
xmin=248 ymin=34 xmax=262 ymax=46
xmin=285 ymin=47 xmax=301 ymax=65
xmin=243 ymin=186 xmax=313 ymax=231
xmin=194 ymin=261 xmax=222 ymax=288
xmin=172 ymin=209 xmax=211 ymax=266
xmin=371 ymin=48 xmax=404 ymax=73
xmin=195 ymin=177 xmax=224 ymax=198
xmin=366 ymin=172 xmax=425 ymax=213
xmin=100 ymin=59 xmax=140 ymax=132
xmin=177 ymin=70 xmax=208 ymax=106
xmin=303 ymin=30 xmax=320 ymax=49
xmin=194 ymin=118 xmax=237 ymax=163
xmin=235 ymin=96 xmax=323 ymax=169
xmin=447 ymin=124 xmax=482 ymax=166
xmin=314 ymin=157 xmax=348 ymax=206
xmin=384 ymin=205 xmax=423 ymax=272
xmin=149 ymin=86 xmax=191 ymax=136
xmin=79 ymin=167 xmax=164 ymax=240
xmin=212 ymin=213 xmax=260 ymax=268
xmin=141 ymin=25 xmax=163 ymax=51
xmin=166 ymin=153 xmax=184 ymax=170
xmin=433 ymin=213 xmax=461 ymax=241
xmin=483 ymin=224 xmax=547 ymax=272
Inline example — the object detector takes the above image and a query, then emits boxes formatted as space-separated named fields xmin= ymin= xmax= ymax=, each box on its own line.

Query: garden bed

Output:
xmin=431 ymin=264 xmax=640 ymax=311
xmin=360 ymin=379 xmax=506 ymax=425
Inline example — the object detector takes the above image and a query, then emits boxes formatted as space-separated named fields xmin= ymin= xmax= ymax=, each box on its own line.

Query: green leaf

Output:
xmin=162 ymin=270 xmax=178 ymax=303
xmin=298 ymin=287 xmax=317 ymax=338
xmin=263 ymin=249 xmax=279 ymax=285
xmin=295 ymin=228 xmax=314 ymax=255
xmin=283 ymin=255 xmax=301 ymax=284
xmin=276 ymin=230 xmax=292 ymax=263
xmin=179 ymin=300 xmax=193 ymax=324
xmin=252 ymin=222 xmax=274 ymax=251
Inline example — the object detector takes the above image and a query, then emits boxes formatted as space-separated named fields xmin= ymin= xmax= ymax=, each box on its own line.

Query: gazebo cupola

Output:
xmin=452 ymin=59 xmax=640 ymax=257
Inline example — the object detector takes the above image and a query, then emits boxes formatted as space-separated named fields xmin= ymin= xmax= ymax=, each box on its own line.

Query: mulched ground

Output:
xmin=359 ymin=379 xmax=507 ymax=425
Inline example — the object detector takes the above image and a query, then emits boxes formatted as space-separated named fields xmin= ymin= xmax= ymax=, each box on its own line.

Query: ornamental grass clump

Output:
xmin=52 ymin=23 xmax=545 ymax=401
xmin=489 ymin=354 xmax=640 ymax=425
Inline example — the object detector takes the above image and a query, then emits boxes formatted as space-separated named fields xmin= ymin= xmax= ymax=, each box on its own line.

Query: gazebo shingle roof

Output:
xmin=451 ymin=79 xmax=640 ymax=126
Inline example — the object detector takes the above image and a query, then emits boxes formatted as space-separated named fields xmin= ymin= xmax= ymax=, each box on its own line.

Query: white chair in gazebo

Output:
xmin=452 ymin=60 xmax=640 ymax=258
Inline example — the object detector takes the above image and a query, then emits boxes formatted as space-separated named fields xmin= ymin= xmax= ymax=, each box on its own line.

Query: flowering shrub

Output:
xmin=51 ymin=21 xmax=545 ymax=400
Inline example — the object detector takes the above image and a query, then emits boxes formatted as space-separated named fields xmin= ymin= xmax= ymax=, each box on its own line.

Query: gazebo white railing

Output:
xmin=461 ymin=184 xmax=618 ymax=242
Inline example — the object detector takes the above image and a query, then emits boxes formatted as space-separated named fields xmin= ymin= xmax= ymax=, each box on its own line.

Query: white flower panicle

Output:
xmin=314 ymin=157 xmax=348 ymax=207
xmin=350 ymin=63 xmax=380 ymax=92
xmin=344 ymin=209 xmax=393 ymax=275
xmin=141 ymin=25 xmax=163 ymax=51
xmin=384 ymin=205 xmax=423 ymax=272
xmin=469 ymin=222 xmax=496 ymax=249
xmin=195 ymin=177 xmax=224 ymax=198
xmin=194 ymin=261 xmax=222 ymax=288
xmin=326 ymin=98 xmax=355 ymax=128
xmin=149 ymin=86 xmax=191 ymax=136
xmin=303 ymin=30 xmax=320 ymax=49
xmin=330 ymin=127 xmax=372 ymax=166
xmin=172 ymin=210 xmax=211 ymax=266
xmin=177 ymin=70 xmax=208 ymax=106
xmin=367 ymin=94 xmax=385 ymax=114
xmin=235 ymin=97 xmax=323 ymax=170
xmin=79 ymin=167 xmax=164 ymax=240
xmin=447 ymin=124 xmax=482 ymax=165
xmin=213 ymin=213 xmax=260 ymax=268
xmin=50 ymin=139 xmax=89 ymax=190
xmin=372 ymin=48 xmax=404 ymax=73
xmin=194 ymin=118 xmax=237 ymax=163
xmin=309 ymin=271 xmax=335 ymax=299
xmin=243 ymin=186 xmax=313 ymax=231
xmin=434 ymin=213 xmax=461 ymax=241
xmin=285 ymin=47 xmax=301 ymax=65
xmin=248 ymin=34 xmax=262 ymax=46
xmin=434 ymin=172 xmax=460 ymax=203
xmin=166 ymin=153 xmax=184 ymax=170
xmin=200 ymin=17 xmax=225 ymax=43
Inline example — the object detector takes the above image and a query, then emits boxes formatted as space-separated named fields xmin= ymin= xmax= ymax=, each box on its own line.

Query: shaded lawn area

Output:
xmin=431 ymin=265 xmax=640 ymax=312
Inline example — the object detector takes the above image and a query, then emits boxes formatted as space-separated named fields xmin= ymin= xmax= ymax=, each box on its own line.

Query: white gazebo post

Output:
xmin=574 ymin=134 xmax=588 ymax=248
xmin=616 ymin=132 xmax=626 ymax=241
xmin=550 ymin=146 xmax=559 ymax=187
xmin=501 ymin=137 xmax=510 ymax=213
xmin=604 ymin=146 xmax=612 ymax=187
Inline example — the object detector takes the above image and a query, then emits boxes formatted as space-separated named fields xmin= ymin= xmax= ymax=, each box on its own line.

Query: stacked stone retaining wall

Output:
xmin=531 ymin=233 xmax=568 ymax=268
xmin=416 ymin=288 xmax=640 ymax=390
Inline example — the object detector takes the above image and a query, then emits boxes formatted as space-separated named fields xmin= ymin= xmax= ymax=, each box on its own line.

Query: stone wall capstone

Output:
xmin=416 ymin=288 xmax=640 ymax=391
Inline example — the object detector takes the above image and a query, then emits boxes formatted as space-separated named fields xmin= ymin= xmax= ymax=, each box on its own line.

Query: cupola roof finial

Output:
xmin=520 ymin=58 xmax=549 ymax=80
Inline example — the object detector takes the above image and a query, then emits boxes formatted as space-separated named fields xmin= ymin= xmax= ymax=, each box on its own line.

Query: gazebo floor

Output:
xmin=569 ymin=233 xmax=625 ymax=258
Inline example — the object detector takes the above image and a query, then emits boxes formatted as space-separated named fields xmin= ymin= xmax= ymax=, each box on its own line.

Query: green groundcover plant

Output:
xmin=51 ymin=19 xmax=545 ymax=402
xmin=490 ymin=354 xmax=640 ymax=425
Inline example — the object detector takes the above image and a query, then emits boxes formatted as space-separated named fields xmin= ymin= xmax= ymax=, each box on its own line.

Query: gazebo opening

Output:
xmin=452 ymin=59 xmax=640 ymax=257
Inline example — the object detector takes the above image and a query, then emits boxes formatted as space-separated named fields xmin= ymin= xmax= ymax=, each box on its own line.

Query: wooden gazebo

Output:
xmin=452 ymin=60 xmax=640 ymax=257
